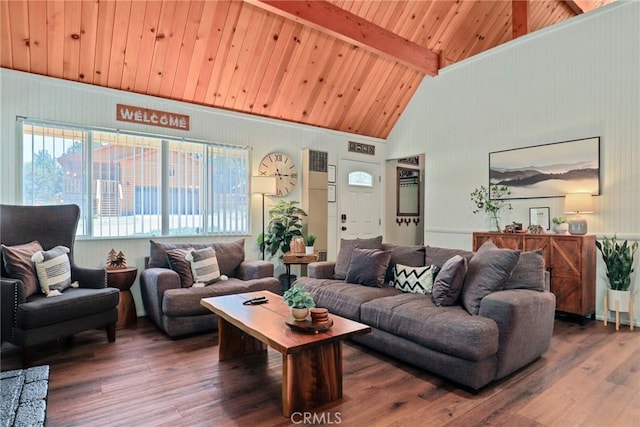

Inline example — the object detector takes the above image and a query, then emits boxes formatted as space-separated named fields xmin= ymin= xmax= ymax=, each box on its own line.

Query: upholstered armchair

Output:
xmin=1 ymin=204 xmax=119 ymax=365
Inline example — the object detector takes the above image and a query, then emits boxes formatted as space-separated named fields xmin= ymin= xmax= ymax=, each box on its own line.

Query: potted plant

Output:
xmin=258 ymin=200 xmax=307 ymax=259
xmin=552 ymin=216 xmax=569 ymax=234
xmin=596 ymin=235 xmax=638 ymax=315
xmin=282 ymin=284 xmax=315 ymax=321
xmin=470 ymin=185 xmax=513 ymax=232
xmin=304 ymin=234 xmax=316 ymax=255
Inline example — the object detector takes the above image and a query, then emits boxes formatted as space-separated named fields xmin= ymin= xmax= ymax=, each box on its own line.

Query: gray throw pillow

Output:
xmin=210 ymin=239 xmax=245 ymax=277
xmin=166 ymin=248 xmax=194 ymax=288
xmin=425 ymin=246 xmax=474 ymax=268
xmin=334 ymin=236 xmax=383 ymax=280
xmin=432 ymin=255 xmax=468 ymax=306
xmin=345 ymin=248 xmax=391 ymax=287
xmin=461 ymin=240 xmax=521 ymax=315
xmin=503 ymin=250 xmax=545 ymax=291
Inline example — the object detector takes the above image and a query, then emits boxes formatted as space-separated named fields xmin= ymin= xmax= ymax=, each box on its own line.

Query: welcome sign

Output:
xmin=116 ymin=104 xmax=190 ymax=131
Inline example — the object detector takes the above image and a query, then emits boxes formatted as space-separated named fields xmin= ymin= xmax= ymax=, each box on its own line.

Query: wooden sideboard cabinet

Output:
xmin=472 ymin=232 xmax=596 ymax=319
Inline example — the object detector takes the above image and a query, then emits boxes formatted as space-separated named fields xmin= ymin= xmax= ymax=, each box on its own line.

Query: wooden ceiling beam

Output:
xmin=512 ymin=0 xmax=529 ymax=39
xmin=564 ymin=0 xmax=598 ymax=15
xmin=245 ymin=0 xmax=439 ymax=76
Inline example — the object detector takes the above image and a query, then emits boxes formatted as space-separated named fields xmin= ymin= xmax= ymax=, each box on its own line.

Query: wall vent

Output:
xmin=308 ymin=150 xmax=328 ymax=173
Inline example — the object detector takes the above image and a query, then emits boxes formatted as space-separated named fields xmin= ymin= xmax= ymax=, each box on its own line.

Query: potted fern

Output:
xmin=596 ymin=235 xmax=638 ymax=314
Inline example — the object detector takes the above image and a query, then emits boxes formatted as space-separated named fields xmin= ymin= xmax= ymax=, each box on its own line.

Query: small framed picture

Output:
xmin=328 ymin=164 xmax=336 ymax=183
xmin=529 ymin=207 xmax=550 ymax=230
xmin=328 ymin=184 xmax=336 ymax=203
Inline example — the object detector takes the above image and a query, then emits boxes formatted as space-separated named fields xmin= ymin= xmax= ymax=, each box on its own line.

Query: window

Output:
xmin=347 ymin=171 xmax=373 ymax=187
xmin=20 ymin=119 xmax=250 ymax=238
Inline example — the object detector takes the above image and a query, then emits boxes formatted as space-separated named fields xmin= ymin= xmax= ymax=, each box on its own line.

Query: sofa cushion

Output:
xmin=345 ymin=248 xmax=391 ymax=287
xmin=425 ymin=246 xmax=474 ymax=268
xmin=149 ymin=239 xmax=245 ymax=276
xmin=31 ymin=246 xmax=76 ymax=297
xmin=162 ymin=278 xmax=279 ymax=317
xmin=2 ymin=240 xmax=43 ymax=298
xmin=166 ymin=248 xmax=194 ymax=288
xmin=461 ymin=240 xmax=520 ymax=315
xmin=334 ymin=236 xmax=383 ymax=280
xmin=296 ymin=278 xmax=400 ymax=321
xmin=504 ymin=250 xmax=545 ymax=291
xmin=393 ymin=264 xmax=439 ymax=295
xmin=17 ymin=287 xmax=120 ymax=329
xmin=360 ymin=293 xmax=499 ymax=361
xmin=210 ymin=239 xmax=245 ymax=277
xmin=432 ymin=255 xmax=468 ymax=306
xmin=381 ymin=244 xmax=426 ymax=285
xmin=185 ymin=247 xmax=221 ymax=285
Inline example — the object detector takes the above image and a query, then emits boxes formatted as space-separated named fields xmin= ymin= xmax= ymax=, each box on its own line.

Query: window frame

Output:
xmin=18 ymin=117 xmax=251 ymax=239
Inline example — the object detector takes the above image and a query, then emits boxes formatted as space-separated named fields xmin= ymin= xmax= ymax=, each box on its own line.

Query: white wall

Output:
xmin=0 ymin=70 xmax=386 ymax=315
xmin=386 ymin=1 xmax=640 ymax=325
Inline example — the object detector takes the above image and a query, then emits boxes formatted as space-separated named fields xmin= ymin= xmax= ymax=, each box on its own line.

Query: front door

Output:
xmin=338 ymin=159 xmax=382 ymax=241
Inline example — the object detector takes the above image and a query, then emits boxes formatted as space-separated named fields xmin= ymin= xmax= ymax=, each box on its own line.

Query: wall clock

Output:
xmin=258 ymin=152 xmax=298 ymax=197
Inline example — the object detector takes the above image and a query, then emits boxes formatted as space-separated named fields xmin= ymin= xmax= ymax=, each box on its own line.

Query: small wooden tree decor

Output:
xmin=106 ymin=249 xmax=127 ymax=270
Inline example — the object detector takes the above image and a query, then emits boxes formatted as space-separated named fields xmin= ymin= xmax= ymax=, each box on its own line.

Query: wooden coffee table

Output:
xmin=200 ymin=290 xmax=370 ymax=417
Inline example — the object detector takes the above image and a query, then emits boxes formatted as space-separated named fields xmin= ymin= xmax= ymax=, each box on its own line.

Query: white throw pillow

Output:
xmin=31 ymin=246 xmax=78 ymax=297
xmin=185 ymin=247 xmax=221 ymax=286
xmin=393 ymin=263 xmax=439 ymax=295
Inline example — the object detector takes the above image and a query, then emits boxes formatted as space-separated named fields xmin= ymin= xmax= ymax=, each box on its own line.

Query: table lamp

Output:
xmin=252 ymin=176 xmax=277 ymax=259
xmin=563 ymin=192 xmax=594 ymax=235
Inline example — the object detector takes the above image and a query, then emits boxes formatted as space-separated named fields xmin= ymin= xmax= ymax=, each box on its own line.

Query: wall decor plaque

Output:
xmin=116 ymin=104 xmax=190 ymax=131
xmin=348 ymin=141 xmax=375 ymax=156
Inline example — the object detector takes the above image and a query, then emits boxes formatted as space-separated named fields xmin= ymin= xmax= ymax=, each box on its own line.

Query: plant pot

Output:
xmin=305 ymin=246 xmax=314 ymax=255
xmin=290 ymin=236 xmax=305 ymax=254
xmin=554 ymin=223 xmax=569 ymax=234
xmin=487 ymin=214 xmax=501 ymax=232
xmin=607 ymin=289 xmax=631 ymax=312
xmin=290 ymin=307 xmax=309 ymax=321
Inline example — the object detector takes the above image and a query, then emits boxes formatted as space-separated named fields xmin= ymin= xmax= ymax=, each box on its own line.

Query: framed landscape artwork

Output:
xmin=489 ymin=137 xmax=600 ymax=199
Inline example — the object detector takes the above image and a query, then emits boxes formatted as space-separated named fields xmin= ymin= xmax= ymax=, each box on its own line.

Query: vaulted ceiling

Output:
xmin=1 ymin=0 xmax=614 ymax=139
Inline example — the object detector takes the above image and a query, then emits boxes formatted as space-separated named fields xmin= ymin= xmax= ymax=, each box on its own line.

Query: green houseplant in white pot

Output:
xmin=283 ymin=284 xmax=316 ymax=321
xmin=552 ymin=216 xmax=569 ymax=234
xmin=596 ymin=235 xmax=638 ymax=323
xmin=304 ymin=234 xmax=316 ymax=255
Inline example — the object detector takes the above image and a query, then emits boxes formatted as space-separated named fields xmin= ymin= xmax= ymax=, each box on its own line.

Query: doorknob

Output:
xmin=341 ymin=226 xmax=347 ymax=231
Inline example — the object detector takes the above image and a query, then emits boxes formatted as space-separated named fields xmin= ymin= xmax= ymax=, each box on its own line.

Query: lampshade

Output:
xmin=251 ymin=176 xmax=276 ymax=195
xmin=563 ymin=193 xmax=594 ymax=214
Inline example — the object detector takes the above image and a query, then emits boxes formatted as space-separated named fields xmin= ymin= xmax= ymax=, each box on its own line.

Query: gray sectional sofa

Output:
xmin=140 ymin=239 xmax=280 ymax=337
xmin=295 ymin=238 xmax=556 ymax=390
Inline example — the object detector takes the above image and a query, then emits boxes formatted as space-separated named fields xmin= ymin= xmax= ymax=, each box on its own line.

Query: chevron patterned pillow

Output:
xmin=393 ymin=263 xmax=440 ymax=295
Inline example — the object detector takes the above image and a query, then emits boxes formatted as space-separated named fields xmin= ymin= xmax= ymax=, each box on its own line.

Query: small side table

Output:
xmin=282 ymin=252 xmax=319 ymax=290
xmin=106 ymin=267 xmax=138 ymax=328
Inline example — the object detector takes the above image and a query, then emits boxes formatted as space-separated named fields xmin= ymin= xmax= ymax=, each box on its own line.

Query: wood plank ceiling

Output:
xmin=1 ymin=0 xmax=614 ymax=139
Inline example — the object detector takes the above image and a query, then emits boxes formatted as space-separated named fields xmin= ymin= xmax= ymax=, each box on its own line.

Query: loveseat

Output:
xmin=140 ymin=239 xmax=280 ymax=337
xmin=295 ymin=237 xmax=556 ymax=390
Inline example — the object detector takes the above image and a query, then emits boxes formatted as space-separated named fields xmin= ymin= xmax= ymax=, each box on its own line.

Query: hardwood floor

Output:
xmin=1 ymin=318 xmax=638 ymax=426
